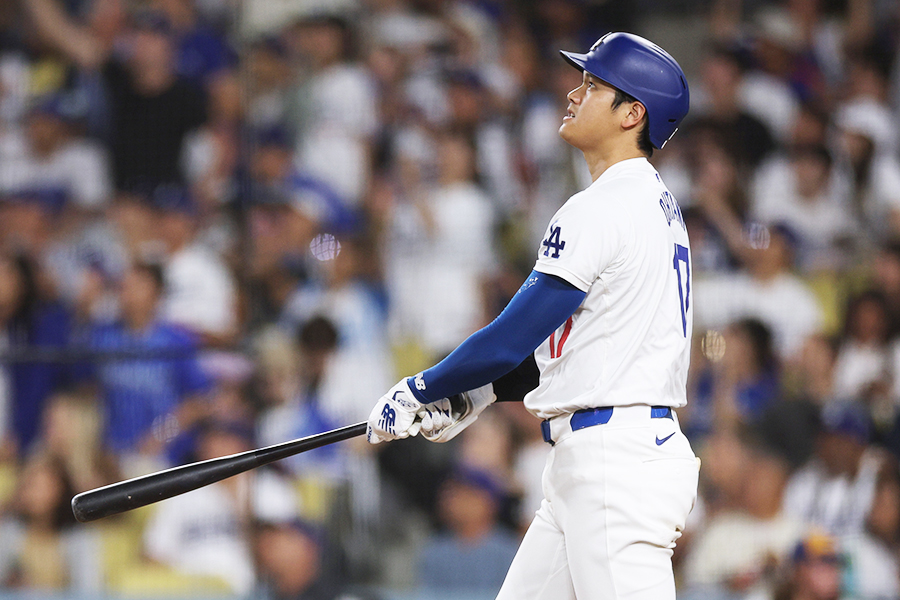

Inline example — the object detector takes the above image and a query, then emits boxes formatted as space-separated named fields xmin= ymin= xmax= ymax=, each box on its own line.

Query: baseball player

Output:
xmin=367 ymin=32 xmax=699 ymax=599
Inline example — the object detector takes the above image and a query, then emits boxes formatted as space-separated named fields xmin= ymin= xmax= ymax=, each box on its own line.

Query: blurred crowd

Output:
xmin=1 ymin=0 xmax=900 ymax=598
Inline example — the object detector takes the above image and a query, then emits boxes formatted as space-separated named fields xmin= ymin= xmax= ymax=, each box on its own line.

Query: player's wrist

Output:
xmin=405 ymin=373 xmax=430 ymax=403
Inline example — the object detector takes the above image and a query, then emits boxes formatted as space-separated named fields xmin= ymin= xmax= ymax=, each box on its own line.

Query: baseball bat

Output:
xmin=71 ymin=421 xmax=367 ymax=523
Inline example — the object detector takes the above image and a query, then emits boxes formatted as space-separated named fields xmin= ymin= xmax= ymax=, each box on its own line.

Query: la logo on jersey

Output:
xmin=542 ymin=224 xmax=566 ymax=258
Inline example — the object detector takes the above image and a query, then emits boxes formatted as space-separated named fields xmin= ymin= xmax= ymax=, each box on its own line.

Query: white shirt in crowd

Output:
xmin=282 ymin=280 xmax=394 ymax=423
xmin=386 ymin=180 xmax=496 ymax=357
xmin=0 ymin=130 xmax=111 ymax=210
xmin=682 ymin=511 xmax=805 ymax=592
xmin=737 ymin=71 xmax=798 ymax=145
xmin=781 ymin=448 xmax=883 ymax=538
xmin=163 ymin=243 xmax=237 ymax=336
xmin=294 ymin=64 xmax=378 ymax=206
xmin=143 ymin=471 xmax=298 ymax=595
xmin=750 ymin=156 xmax=856 ymax=261
xmin=832 ymin=340 xmax=889 ymax=401
xmin=694 ymin=272 xmax=823 ymax=360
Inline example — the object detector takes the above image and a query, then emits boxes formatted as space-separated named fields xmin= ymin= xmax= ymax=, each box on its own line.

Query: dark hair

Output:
xmin=731 ymin=317 xmax=776 ymax=373
xmin=842 ymin=289 xmax=889 ymax=344
xmin=880 ymin=239 xmax=900 ymax=261
xmin=846 ymin=40 xmax=894 ymax=81
xmin=299 ymin=315 xmax=339 ymax=352
xmin=706 ymin=41 xmax=751 ymax=71
xmin=612 ymin=88 xmax=653 ymax=157
xmin=8 ymin=253 xmax=39 ymax=325
xmin=790 ymin=144 xmax=833 ymax=169
xmin=131 ymin=260 xmax=165 ymax=295
xmin=18 ymin=455 xmax=78 ymax=531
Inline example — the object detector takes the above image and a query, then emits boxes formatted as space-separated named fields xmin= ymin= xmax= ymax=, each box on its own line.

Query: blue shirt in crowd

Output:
xmin=88 ymin=321 xmax=211 ymax=453
xmin=7 ymin=302 xmax=72 ymax=453
xmin=417 ymin=529 xmax=520 ymax=594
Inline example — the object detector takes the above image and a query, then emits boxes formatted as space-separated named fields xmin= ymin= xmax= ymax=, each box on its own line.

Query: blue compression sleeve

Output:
xmin=407 ymin=271 xmax=586 ymax=403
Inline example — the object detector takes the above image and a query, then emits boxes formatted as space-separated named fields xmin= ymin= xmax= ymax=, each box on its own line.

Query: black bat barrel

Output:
xmin=72 ymin=421 xmax=367 ymax=523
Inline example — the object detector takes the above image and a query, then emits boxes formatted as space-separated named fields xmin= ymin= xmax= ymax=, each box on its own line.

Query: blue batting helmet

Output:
xmin=560 ymin=32 xmax=690 ymax=149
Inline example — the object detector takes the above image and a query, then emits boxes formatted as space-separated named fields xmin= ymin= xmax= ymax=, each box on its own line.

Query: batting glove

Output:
xmin=419 ymin=383 xmax=495 ymax=443
xmin=366 ymin=379 xmax=424 ymax=445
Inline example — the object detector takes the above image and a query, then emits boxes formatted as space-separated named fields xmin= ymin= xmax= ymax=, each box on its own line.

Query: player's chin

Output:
xmin=558 ymin=120 xmax=580 ymax=145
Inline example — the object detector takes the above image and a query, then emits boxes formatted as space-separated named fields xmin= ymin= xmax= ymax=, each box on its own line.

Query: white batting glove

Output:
xmin=416 ymin=398 xmax=454 ymax=438
xmin=418 ymin=383 xmax=496 ymax=443
xmin=366 ymin=379 xmax=423 ymax=445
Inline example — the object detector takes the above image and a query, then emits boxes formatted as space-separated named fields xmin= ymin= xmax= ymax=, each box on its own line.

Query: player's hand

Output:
xmin=416 ymin=398 xmax=454 ymax=439
xmin=366 ymin=379 xmax=423 ymax=445
xmin=419 ymin=383 xmax=496 ymax=443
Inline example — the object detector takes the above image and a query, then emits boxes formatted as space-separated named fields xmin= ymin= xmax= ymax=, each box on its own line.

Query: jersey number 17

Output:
xmin=673 ymin=243 xmax=690 ymax=337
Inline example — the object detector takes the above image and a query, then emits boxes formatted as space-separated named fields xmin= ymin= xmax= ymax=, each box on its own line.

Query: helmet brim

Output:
xmin=560 ymin=50 xmax=617 ymax=95
xmin=559 ymin=50 xmax=590 ymax=74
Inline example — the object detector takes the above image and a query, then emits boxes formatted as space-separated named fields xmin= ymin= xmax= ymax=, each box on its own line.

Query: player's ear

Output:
xmin=621 ymin=101 xmax=646 ymax=130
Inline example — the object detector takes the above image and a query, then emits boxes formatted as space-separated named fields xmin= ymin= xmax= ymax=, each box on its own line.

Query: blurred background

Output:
xmin=0 ymin=0 xmax=899 ymax=598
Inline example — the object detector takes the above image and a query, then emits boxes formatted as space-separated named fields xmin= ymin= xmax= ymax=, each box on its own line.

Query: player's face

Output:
xmin=559 ymin=72 xmax=624 ymax=151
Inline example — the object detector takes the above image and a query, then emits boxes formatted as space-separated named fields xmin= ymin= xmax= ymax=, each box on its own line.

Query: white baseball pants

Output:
xmin=496 ymin=405 xmax=699 ymax=599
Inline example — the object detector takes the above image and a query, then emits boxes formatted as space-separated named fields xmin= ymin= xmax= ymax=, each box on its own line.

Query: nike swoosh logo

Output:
xmin=656 ymin=433 xmax=676 ymax=446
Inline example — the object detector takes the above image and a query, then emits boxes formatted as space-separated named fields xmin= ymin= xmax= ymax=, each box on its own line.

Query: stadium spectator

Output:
xmin=0 ymin=94 xmax=111 ymax=212
xmin=0 ymin=251 xmax=71 ymax=456
xmin=782 ymin=402 xmax=889 ymax=539
xmin=831 ymin=290 xmax=892 ymax=403
xmin=750 ymin=145 xmax=857 ymax=272
xmin=788 ymin=333 xmax=839 ymax=407
xmin=245 ymin=37 xmax=295 ymax=128
xmin=281 ymin=236 xmax=391 ymax=426
xmin=735 ymin=7 xmax=803 ymax=144
xmin=694 ymin=223 xmax=824 ymax=360
xmin=256 ymin=317 xmax=345 ymax=480
xmin=383 ymin=130 xmax=496 ymax=360
xmin=284 ymin=14 xmax=378 ymax=208
xmin=518 ymin=52 xmax=593 ymax=249
xmin=151 ymin=184 xmax=237 ymax=343
xmin=143 ymin=420 xmax=298 ymax=596
xmin=689 ymin=318 xmax=780 ymax=436
xmin=682 ymin=139 xmax=748 ymax=277
xmin=254 ymin=519 xmax=364 ymax=600
xmin=84 ymin=261 xmax=211 ymax=474
xmin=683 ymin=429 xmax=805 ymax=597
xmin=771 ymin=533 xmax=846 ymax=600
xmin=243 ymin=125 xmax=360 ymax=328
xmin=839 ymin=461 xmax=900 ymax=597
xmin=870 ymin=241 xmax=900 ymax=337
xmin=416 ymin=466 xmax=519 ymax=595
xmin=147 ymin=0 xmax=236 ymax=87
xmin=39 ymin=391 xmax=118 ymax=493
xmin=0 ymin=453 xmax=102 ymax=592
xmin=834 ymin=96 xmax=900 ymax=242
xmin=0 ymin=187 xmax=66 ymax=258
xmin=442 ymin=69 xmax=525 ymax=214
xmin=24 ymin=0 xmax=208 ymax=190
xmin=690 ymin=45 xmax=776 ymax=172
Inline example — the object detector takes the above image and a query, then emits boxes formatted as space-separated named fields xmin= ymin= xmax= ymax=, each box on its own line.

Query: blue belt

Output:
xmin=541 ymin=406 xmax=673 ymax=446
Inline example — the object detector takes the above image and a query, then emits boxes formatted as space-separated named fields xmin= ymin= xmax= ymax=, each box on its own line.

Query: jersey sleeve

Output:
xmin=533 ymin=197 xmax=629 ymax=292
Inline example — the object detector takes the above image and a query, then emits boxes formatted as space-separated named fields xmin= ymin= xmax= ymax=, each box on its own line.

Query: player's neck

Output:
xmin=582 ymin=144 xmax=647 ymax=182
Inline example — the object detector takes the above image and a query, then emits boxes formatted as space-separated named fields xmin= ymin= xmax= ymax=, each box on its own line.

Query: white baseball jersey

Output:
xmin=525 ymin=157 xmax=692 ymax=419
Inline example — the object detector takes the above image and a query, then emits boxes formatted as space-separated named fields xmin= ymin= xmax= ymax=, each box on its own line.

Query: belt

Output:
xmin=541 ymin=406 xmax=673 ymax=446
